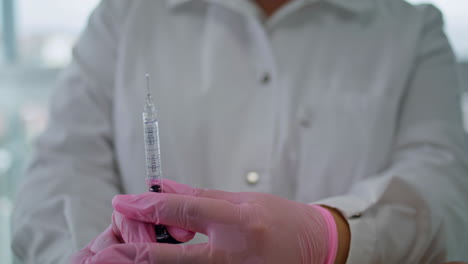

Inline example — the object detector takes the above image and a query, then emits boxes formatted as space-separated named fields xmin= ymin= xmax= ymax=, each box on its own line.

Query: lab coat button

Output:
xmin=245 ymin=171 xmax=260 ymax=185
xmin=300 ymin=119 xmax=311 ymax=128
xmin=351 ymin=213 xmax=362 ymax=218
xmin=261 ymin=73 xmax=271 ymax=84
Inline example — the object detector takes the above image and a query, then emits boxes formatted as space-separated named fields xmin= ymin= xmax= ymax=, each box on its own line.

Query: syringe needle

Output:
xmin=145 ymin=73 xmax=153 ymax=106
xmin=145 ymin=74 xmax=150 ymax=96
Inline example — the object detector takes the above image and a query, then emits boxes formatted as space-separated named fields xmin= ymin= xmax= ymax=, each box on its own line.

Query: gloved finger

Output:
xmin=113 ymin=210 xmax=195 ymax=243
xmin=113 ymin=192 xmax=238 ymax=234
xmin=166 ymin=226 xmax=196 ymax=242
xmin=161 ymin=179 xmax=197 ymax=194
xmin=112 ymin=211 xmax=156 ymax=243
xmin=192 ymin=188 xmax=245 ymax=203
xmin=89 ymin=243 xmax=209 ymax=264
xmin=69 ymin=225 xmax=121 ymax=264
xmin=89 ymin=225 xmax=122 ymax=253
xmin=163 ymin=179 xmax=243 ymax=203
xmin=149 ymin=180 xmax=198 ymax=241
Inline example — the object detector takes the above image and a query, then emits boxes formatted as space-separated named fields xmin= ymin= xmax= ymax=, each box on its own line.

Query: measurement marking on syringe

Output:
xmin=143 ymin=74 xmax=165 ymax=189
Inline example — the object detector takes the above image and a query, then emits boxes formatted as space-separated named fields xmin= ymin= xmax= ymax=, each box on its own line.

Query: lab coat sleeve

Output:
xmin=316 ymin=5 xmax=468 ymax=263
xmin=11 ymin=1 xmax=132 ymax=263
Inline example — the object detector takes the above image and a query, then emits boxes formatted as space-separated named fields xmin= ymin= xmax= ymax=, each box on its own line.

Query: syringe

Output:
xmin=143 ymin=74 xmax=181 ymax=244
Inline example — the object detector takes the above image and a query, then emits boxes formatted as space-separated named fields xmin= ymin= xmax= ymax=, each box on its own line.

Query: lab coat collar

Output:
xmin=167 ymin=0 xmax=375 ymax=14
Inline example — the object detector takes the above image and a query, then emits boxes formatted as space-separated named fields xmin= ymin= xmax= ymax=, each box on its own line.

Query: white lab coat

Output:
xmin=12 ymin=0 xmax=468 ymax=263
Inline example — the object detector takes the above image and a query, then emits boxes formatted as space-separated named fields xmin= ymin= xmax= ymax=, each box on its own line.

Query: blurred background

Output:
xmin=0 ymin=0 xmax=467 ymax=263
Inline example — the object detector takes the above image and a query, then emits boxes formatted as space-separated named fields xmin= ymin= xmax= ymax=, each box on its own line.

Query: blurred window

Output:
xmin=2 ymin=0 xmax=100 ymax=67
xmin=1 ymin=1 xmax=99 ymax=263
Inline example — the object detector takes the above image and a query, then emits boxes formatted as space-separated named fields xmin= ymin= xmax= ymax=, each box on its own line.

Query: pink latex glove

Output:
xmin=70 ymin=180 xmax=196 ymax=263
xmin=86 ymin=185 xmax=337 ymax=264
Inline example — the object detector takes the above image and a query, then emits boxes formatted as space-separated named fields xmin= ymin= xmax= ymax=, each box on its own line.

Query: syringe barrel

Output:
xmin=142 ymin=74 xmax=180 ymax=244
xmin=143 ymin=111 xmax=163 ymax=188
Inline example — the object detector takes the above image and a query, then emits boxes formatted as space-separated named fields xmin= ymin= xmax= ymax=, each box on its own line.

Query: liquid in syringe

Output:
xmin=143 ymin=74 xmax=163 ymax=191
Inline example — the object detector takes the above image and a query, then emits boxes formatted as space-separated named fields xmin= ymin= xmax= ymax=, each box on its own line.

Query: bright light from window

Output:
xmin=407 ymin=0 xmax=468 ymax=60
xmin=16 ymin=0 xmax=100 ymax=67
xmin=18 ymin=0 xmax=100 ymax=35
xmin=40 ymin=35 xmax=74 ymax=68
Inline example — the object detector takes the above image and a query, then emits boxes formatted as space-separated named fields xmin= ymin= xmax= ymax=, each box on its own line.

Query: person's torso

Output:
xmin=111 ymin=0 xmax=425 ymax=203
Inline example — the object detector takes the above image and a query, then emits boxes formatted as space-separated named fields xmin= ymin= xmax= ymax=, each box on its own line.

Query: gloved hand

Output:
xmin=86 ymin=186 xmax=343 ymax=264
xmin=69 ymin=180 xmax=196 ymax=264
